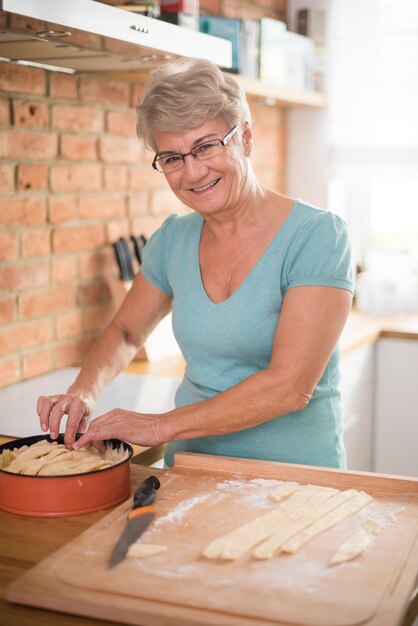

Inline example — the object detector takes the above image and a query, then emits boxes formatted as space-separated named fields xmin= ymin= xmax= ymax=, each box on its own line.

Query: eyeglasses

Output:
xmin=152 ymin=125 xmax=239 ymax=174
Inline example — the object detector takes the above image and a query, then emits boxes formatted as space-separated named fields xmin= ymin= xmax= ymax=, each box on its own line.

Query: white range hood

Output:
xmin=0 ymin=0 xmax=232 ymax=73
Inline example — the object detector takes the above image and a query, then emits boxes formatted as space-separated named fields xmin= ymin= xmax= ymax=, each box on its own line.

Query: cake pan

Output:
xmin=0 ymin=434 xmax=133 ymax=517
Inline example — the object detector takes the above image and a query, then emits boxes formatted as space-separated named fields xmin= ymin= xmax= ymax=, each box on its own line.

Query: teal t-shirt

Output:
xmin=140 ymin=201 xmax=354 ymax=469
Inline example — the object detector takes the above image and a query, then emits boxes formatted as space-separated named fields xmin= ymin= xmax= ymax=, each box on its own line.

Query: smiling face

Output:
xmin=153 ymin=117 xmax=254 ymax=219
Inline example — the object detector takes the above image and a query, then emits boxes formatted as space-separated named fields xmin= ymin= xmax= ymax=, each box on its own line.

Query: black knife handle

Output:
xmin=132 ymin=475 xmax=161 ymax=510
xmin=118 ymin=237 xmax=136 ymax=281
xmin=131 ymin=235 xmax=145 ymax=265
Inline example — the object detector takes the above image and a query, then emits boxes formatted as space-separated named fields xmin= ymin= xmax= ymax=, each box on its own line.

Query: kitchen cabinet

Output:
xmin=374 ymin=337 xmax=418 ymax=477
xmin=340 ymin=344 xmax=375 ymax=471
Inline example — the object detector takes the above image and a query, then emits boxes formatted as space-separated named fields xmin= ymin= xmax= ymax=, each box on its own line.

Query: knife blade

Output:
xmin=108 ymin=474 xmax=161 ymax=569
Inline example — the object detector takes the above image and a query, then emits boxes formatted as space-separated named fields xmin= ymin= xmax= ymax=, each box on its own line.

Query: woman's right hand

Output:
xmin=36 ymin=391 xmax=95 ymax=447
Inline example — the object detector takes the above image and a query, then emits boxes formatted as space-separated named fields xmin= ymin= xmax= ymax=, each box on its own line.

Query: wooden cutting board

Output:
xmin=7 ymin=453 xmax=418 ymax=626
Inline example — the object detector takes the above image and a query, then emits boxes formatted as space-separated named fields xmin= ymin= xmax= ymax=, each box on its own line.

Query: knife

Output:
xmin=130 ymin=234 xmax=147 ymax=265
xmin=112 ymin=238 xmax=135 ymax=282
xmin=108 ymin=475 xmax=161 ymax=569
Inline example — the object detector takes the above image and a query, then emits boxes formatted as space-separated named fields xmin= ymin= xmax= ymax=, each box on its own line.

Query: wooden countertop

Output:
xmin=336 ymin=310 xmax=418 ymax=355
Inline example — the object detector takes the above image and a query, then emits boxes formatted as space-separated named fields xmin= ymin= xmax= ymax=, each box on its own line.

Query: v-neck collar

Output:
xmin=195 ymin=201 xmax=300 ymax=306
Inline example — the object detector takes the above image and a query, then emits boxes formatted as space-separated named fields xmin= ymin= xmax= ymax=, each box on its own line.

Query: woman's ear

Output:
xmin=242 ymin=121 xmax=253 ymax=157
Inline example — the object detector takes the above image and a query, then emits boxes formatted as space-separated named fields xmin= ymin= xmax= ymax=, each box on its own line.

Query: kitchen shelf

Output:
xmin=235 ymin=75 xmax=328 ymax=109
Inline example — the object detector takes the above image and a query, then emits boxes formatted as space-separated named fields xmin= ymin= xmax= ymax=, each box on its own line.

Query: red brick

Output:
xmin=0 ymin=319 xmax=52 ymax=355
xmin=0 ymin=62 xmax=46 ymax=95
xmin=200 ymin=0 xmax=220 ymax=13
xmin=0 ymin=196 xmax=46 ymax=225
xmin=0 ymin=231 xmax=18 ymax=260
xmin=80 ymin=248 xmax=117 ymax=279
xmin=51 ymin=104 xmax=104 ymax=132
xmin=0 ymin=98 xmax=10 ymax=125
xmin=104 ymin=166 xmax=128 ymax=190
xmin=21 ymin=229 xmax=51 ymax=257
xmin=55 ymin=309 xmax=83 ymax=339
xmin=106 ymin=110 xmax=136 ymax=135
xmin=12 ymin=100 xmax=48 ymax=127
xmin=50 ymin=164 xmax=101 ymax=192
xmin=0 ymin=260 xmax=49 ymax=292
xmin=80 ymin=76 xmax=129 ymax=107
xmin=98 ymin=135 xmax=141 ymax=164
xmin=106 ymin=219 xmax=130 ymax=242
xmin=60 ymin=134 xmax=97 ymax=160
xmin=130 ymin=165 xmax=165 ymax=191
xmin=20 ymin=284 xmax=77 ymax=318
xmin=0 ymin=164 xmax=14 ymax=192
xmin=17 ymin=164 xmax=48 ymax=191
xmin=48 ymin=196 xmax=78 ymax=224
xmin=149 ymin=188 xmax=185 ymax=216
xmin=84 ymin=303 xmax=114 ymax=332
xmin=0 ymin=295 xmax=16 ymax=323
xmin=54 ymin=337 xmax=96 ymax=368
xmin=51 ymin=255 xmax=78 ymax=283
xmin=78 ymin=280 xmax=111 ymax=306
xmin=1 ymin=129 xmax=57 ymax=159
xmin=0 ymin=357 xmax=20 ymax=387
xmin=131 ymin=216 xmax=164 ymax=239
xmin=128 ymin=192 xmax=150 ymax=217
xmin=22 ymin=349 xmax=53 ymax=379
xmin=53 ymin=223 xmax=106 ymax=253
xmin=78 ymin=194 xmax=126 ymax=220
xmin=49 ymin=73 xmax=78 ymax=100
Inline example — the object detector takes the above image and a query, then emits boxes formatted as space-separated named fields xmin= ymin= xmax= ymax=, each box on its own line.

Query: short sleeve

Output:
xmin=283 ymin=210 xmax=355 ymax=293
xmin=140 ymin=214 xmax=178 ymax=296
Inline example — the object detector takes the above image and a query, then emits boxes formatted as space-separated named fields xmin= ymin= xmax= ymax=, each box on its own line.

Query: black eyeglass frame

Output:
xmin=152 ymin=125 xmax=239 ymax=173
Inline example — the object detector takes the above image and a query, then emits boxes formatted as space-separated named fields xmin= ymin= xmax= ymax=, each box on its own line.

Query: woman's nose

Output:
xmin=182 ymin=154 xmax=209 ymax=179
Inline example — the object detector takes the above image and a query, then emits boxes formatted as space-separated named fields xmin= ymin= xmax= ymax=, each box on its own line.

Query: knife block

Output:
xmin=107 ymin=279 xmax=181 ymax=362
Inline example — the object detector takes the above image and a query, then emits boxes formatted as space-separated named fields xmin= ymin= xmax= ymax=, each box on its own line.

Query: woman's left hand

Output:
xmin=71 ymin=409 xmax=163 ymax=450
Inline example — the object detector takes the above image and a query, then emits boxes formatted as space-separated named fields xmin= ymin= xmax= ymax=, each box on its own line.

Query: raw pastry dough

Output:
xmin=203 ymin=485 xmax=322 ymax=560
xmin=127 ymin=544 xmax=167 ymax=558
xmin=0 ymin=440 xmax=128 ymax=476
xmin=203 ymin=482 xmax=375 ymax=563
xmin=330 ymin=518 xmax=381 ymax=566
xmin=281 ymin=491 xmax=373 ymax=554
xmin=254 ymin=488 xmax=356 ymax=559
xmin=268 ymin=484 xmax=302 ymax=503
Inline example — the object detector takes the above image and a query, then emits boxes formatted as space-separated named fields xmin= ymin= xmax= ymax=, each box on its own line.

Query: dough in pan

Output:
xmin=0 ymin=440 xmax=128 ymax=476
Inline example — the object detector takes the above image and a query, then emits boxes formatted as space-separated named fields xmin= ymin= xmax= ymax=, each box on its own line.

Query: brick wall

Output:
xmin=0 ymin=0 xmax=287 ymax=387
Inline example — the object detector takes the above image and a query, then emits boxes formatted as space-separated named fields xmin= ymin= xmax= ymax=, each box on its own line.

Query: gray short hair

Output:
xmin=136 ymin=59 xmax=251 ymax=152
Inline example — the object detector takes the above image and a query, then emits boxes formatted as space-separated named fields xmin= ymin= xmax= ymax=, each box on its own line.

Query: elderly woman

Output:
xmin=37 ymin=59 xmax=354 ymax=469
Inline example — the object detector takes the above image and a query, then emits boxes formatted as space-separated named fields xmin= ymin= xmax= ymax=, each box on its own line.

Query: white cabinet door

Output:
xmin=374 ymin=338 xmax=418 ymax=477
xmin=340 ymin=344 xmax=374 ymax=471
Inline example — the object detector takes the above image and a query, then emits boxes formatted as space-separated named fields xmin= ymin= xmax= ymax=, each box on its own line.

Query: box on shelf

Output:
xmin=160 ymin=0 xmax=198 ymax=13
xmin=296 ymin=8 xmax=327 ymax=92
xmin=160 ymin=0 xmax=199 ymax=29
xmin=241 ymin=19 xmax=260 ymax=81
xmin=199 ymin=15 xmax=242 ymax=72
xmin=161 ymin=11 xmax=198 ymax=30
xmin=259 ymin=18 xmax=314 ymax=92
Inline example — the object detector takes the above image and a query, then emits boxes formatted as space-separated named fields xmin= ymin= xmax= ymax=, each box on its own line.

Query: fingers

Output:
xmin=37 ymin=395 xmax=60 ymax=433
xmin=37 ymin=394 xmax=91 ymax=446
xmin=64 ymin=397 xmax=90 ymax=447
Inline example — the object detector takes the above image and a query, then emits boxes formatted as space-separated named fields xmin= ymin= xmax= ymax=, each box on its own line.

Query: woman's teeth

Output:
xmin=192 ymin=178 xmax=220 ymax=192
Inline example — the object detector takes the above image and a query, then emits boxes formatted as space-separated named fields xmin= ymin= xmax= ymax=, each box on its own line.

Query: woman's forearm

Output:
xmin=157 ymin=365 xmax=314 ymax=444
xmin=67 ymin=321 xmax=139 ymax=402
